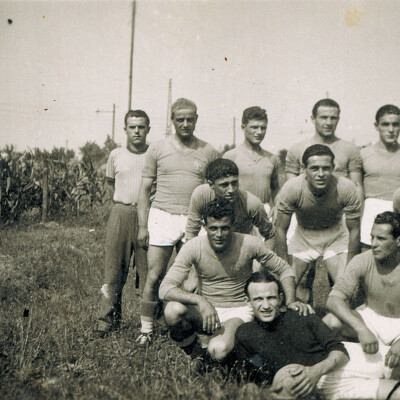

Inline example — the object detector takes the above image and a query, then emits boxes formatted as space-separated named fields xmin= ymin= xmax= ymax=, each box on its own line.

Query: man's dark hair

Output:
xmin=374 ymin=212 xmax=400 ymax=239
xmin=375 ymin=104 xmax=400 ymax=124
xmin=124 ymin=109 xmax=150 ymax=127
xmin=205 ymin=158 xmax=238 ymax=183
xmin=242 ymin=106 xmax=268 ymax=125
xmin=302 ymin=144 xmax=335 ymax=167
xmin=203 ymin=199 xmax=235 ymax=225
xmin=244 ymin=269 xmax=285 ymax=304
xmin=312 ymin=98 xmax=340 ymax=118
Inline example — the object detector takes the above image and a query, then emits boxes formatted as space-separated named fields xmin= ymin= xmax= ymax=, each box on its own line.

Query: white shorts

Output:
xmin=215 ymin=305 xmax=254 ymax=324
xmin=357 ymin=305 xmax=400 ymax=346
xmin=315 ymin=341 xmax=393 ymax=399
xmin=148 ymin=207 xmax=187 ymax=246
xmin=361 ymin=198 xmax=393 ymax=246
xmin=289 ymin=221 xmax=348 ymax=263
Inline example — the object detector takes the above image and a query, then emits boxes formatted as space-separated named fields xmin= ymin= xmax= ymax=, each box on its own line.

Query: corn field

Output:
xmin=0 ymin=148 xmax=107 ymax=224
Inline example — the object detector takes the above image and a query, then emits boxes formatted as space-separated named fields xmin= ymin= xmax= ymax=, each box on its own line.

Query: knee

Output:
xmin=164 ymin=302 xmax=187 ymax=326
xmin=207 ymin=339 xmax=232 ymax=361
xmin=322 ymin=313 xmax=342 ymax=331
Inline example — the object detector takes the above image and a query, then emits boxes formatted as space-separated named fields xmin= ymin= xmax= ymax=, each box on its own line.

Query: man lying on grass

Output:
xmin=158 ymin=199 xmax=310 ymax=368
xmin=235 ymin=270 xmax=400 ymax=400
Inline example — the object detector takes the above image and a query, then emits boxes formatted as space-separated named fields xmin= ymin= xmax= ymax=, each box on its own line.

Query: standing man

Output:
xmin=326 ymin=212 xmax=400 ymax=368
xmin=360 ymin=105 xmax=400 ymax=248
xmin=96 ymin=110 xmax=151 ymax=337
xmin=235 ymin=270 xmax=400 ymax=400
xmin=136 ymin=98 xmax=219 ymax=345
xmin=160 ymin=200 xmax=308 ymax=365
xmin=276 ymin=144 xmax=361 ymax=303
xmin=223 ymin=106 xmax=283 ymax=213
xmin=185 ymin=158 xmax=275 ymax=248
xmin=285 ymin=98 xmax=363 ymax=197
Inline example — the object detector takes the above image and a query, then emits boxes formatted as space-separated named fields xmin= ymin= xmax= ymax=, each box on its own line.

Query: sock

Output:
xmin=140 ymin=319 xmax=154 ymax=334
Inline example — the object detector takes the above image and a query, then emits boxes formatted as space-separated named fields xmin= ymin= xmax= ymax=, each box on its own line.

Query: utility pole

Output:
xmin=166 ymin=79 xmax=172 ymax=137
xmin=96 ymin=104 xmax=116 ymax=141
xmin=232 ymin=117 xmax=236 ymax=147
xmin=128 ymin=0 xmax=136 ymax=110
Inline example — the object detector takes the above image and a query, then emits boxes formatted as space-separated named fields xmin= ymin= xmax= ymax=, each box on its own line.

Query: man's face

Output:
xmin=209 ymin=175 xmax=239 ymax=203
xmin=246 ymin=281 xmax=283 ymax=323
xmin=172 ymin=109 xmax=198 ymax=140
xmin=305 ymin=155 xmax=334 ymax=191
xmin=375 ymin=114 xmax=400 ymax=146
xmin=242 ymin=119 xmax=267 ymax=146
xmin=205 ymin=216 xmax=233 ymax=253
xmin=125 ymin=117 xmax=150 ymax=147
xmin=312 ymin=106 xmax=340 ymax=138
xmin=371 ymin=223 xmax=400 ymax=262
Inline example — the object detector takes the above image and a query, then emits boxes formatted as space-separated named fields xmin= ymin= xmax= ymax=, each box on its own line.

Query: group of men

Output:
xmin=95 ymin=96 xmax=400 ymax=399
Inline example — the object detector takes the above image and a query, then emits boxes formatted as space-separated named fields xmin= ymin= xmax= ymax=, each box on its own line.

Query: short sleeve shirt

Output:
xmin=142 ymin=135 xmax=219 ymax=215
xmin=106 ymin=147 xmax=147 ymax=204
xmin=285 ymin=136 xmax=362 ymax=178
xmin=223 ymin=143 xmax=281 ymax=204
xmin=361 ymin=143 xmax=400 ymax=200
xmin=278 ymin=175 xmax=361 ymax=230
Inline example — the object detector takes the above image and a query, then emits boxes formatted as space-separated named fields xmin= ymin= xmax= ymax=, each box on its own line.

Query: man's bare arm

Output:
xmin=104 ymin=178 xmax=115 ymax=201
xmin=275 ymin=212 xmax=292 ymax=263
xmin=137 ymin=177 xmax=155 ymax=249
xmin=349 ymin=171 xmax=364 ymax=212
xmin=326 ymin=295 xmax=379 ymax=354
xmin=346 ymin=217 xmax=361 ymax=264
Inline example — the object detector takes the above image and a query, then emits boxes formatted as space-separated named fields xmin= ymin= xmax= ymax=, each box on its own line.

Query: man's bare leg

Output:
xmin=324 ymin=253 xmax=347 ymax=285
xmin=293 ymin=257 xmax=312 ymax=303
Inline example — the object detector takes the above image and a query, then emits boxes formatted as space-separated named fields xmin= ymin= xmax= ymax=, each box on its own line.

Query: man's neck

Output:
xmin=376 ymin=251 xmax=400 ymax=271
xmin=243 ymin=140 xmax=261 ymax=153
xmin=306 ymin=178 xmax=332 ymax=197
xmin=126 ymin=142 xmax=148 ymax=154
xmin=377 ymin=140 xmax=400 ymax=153
xmin=173 ymin=133 xmax=196 ymax=149
xmin=313 ymin=133 xmax=338 ymax=145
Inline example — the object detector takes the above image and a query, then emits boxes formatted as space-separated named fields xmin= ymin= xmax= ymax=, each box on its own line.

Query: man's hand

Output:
xmin=357 ymin=327 xmax=379 ymax=354
xmin=289 ymin=365 xmax=322 ymax=397
xmin=386 ymin=339 xmax=400 ymax=368
xmin=137 ymin=227 xmax=149 ymax=250
xmin=287 ymin=301 xmax=315 ymax=316
xmin=198 ymin=298 xmax=220 ymax=334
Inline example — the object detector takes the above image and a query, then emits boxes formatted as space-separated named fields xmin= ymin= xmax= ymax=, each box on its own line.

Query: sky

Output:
xmin=1 ymin=0 xmax=400 ymax=155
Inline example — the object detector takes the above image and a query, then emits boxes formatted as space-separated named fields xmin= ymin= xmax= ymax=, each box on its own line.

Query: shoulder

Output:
xmin=240 ymin=189 xmax=262 ymax=205
xmin=288 ymin=138 xmax=314 ymax=155
xmin=236 ymin=321 xmax=260 ymax=340
xmin=360 ymin=143 xmax=375 ymax=157
xmin=223 ymin=148 xmax=238 ymax=160
xmin=346 ymin=250 xmax=373 ymax=273
xmin=335 ymin=138 xmax=360 ymax=153
xmin=195 ymin=137 xmax=218 ymax=152
xmin=281 ymin=175 xmax=304 ymax=193
xmin=336 ymin=176 xmax=357 ymax=192
xmin=192 ymin=183 xmax=212 ymax=197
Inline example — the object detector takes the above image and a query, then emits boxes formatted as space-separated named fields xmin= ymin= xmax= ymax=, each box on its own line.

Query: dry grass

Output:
xmin=0 ymin=210 xmax=329 ymax=400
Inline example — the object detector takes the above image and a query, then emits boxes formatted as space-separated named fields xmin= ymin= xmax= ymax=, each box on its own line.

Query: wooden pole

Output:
xmin=112 ymin=103 xmax=116 ymax=141
xmin=41 ymin=171 xmax=48 ymax=223
xmin=128 ymin=1 xmax=136 ymax=110
xmin=233 ymin=117 xmax=236 ymax=147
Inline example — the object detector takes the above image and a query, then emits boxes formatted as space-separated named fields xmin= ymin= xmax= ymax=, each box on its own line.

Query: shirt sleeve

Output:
xmin=159 ymin=240 xmax=196 ymax=299
xmin=270 ymin=155 xmax=282 ymax=191
xmin=348 ymin=145 xmax=363 ymax=173
xmin=276 ymin=180 xmax=297 ymax=216
xmin=256 ymin=240 xmax=295 ymax=280
xmin=185 ymin=186 xmax=206 ymax=241
xmin=329 ymin=255 xmax=364 ymax=300
xmin=105 ymin=150 xmax=116 ymax=179
xmin=339 ymin=178 xmax=361 ymax=219
xmin=141 ymin=143 xmax=158 ymax=179
xmin=285 ymin=146 xmax=301 ymax=176
xmin=307 ymin=314 xmax=349 ymax=356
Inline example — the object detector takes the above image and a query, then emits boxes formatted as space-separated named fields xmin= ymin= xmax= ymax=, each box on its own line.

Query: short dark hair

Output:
xmin=124 ymin=109 xmax=150 ymax=127
xmin=242 ymin=106 xmax=268 ymax=125
xmin=312 ymin=98 xmax=340 ymax=118
xmin=375 ymin=104 xmax=400 ymax=124
xmin=302 ymin=144 xmax=335 ymax=167
xmin=244 ymin=269 xmax=285 ymax=303
xmin=203 ymin=199 xmax=235 ymax=225
xmin=205 ymin=158 xmax=238 ymax=183
xmin=374 ymin=212 xmax=400 ymax=239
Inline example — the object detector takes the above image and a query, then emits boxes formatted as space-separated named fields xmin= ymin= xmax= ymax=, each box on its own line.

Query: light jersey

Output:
xmin=394 ymin=188 xmax=400 ymax=213
xmin=360 ymin=142 xmax=400 ymax=200
xmin=142 ymin=135 xmax=219 ymax=215
xmin=285 ymin=136 xmax=362 ymax=178
xmin=278 ymin=175 xmax=361 ymax=230
xmin=330 ymin=250 xmax=400 ymax=318
xmin=185 ymin=184 xmax=274 ymax=241
xmin=159 ymin=233 xmax=294 ymax=308
xmin=223 ymin=143 xmax=281 ymax=204
xmin=106 ymin=147 xmax=148 ymax=204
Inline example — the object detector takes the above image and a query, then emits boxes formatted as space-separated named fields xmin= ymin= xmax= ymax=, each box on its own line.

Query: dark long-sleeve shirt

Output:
xmin=235 ymin=310 xmax=348 ymax=376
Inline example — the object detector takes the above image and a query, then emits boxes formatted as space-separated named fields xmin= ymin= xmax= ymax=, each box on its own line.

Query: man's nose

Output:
xmin=183 ymin=119 xmax=188 ymax=127
xmin=134 ymin=126 xmax=139 ymax=133
xmin=227 ymin=184 xmax=234 ymax=193
xmin=261 ymin=299 xmax=271 ymax=309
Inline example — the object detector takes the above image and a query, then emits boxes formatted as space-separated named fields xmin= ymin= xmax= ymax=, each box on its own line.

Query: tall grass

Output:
xmin=0 ymin=211 xmax=282 ymax=400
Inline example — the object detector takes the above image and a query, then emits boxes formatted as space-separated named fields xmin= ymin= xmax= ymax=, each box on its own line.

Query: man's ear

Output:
xmin=279 ymin=293 xmax=285 ymax=310
xmin=244 ymin=294 xmax=250 ymax=304
xmin=207 ymin=180 xmax=214 ymax=188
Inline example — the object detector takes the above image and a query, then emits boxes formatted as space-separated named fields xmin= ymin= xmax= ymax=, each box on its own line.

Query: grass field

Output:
xmin=0 ymin=209 xmax=329 ymax=400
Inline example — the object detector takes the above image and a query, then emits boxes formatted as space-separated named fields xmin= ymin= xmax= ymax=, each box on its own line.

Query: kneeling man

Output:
xmin=159 ymin=199 xmax=308 ymax=363
xmin=236 ymin=271 xmax=400 ymax=400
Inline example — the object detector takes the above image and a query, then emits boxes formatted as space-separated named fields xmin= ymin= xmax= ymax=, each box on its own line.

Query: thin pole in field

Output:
xmin=128 ymin=0 xmax=136 ymax=110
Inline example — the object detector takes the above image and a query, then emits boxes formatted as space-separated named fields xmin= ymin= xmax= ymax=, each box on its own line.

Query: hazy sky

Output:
xmin=1 ymin=0 xmax=400 ymax=155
